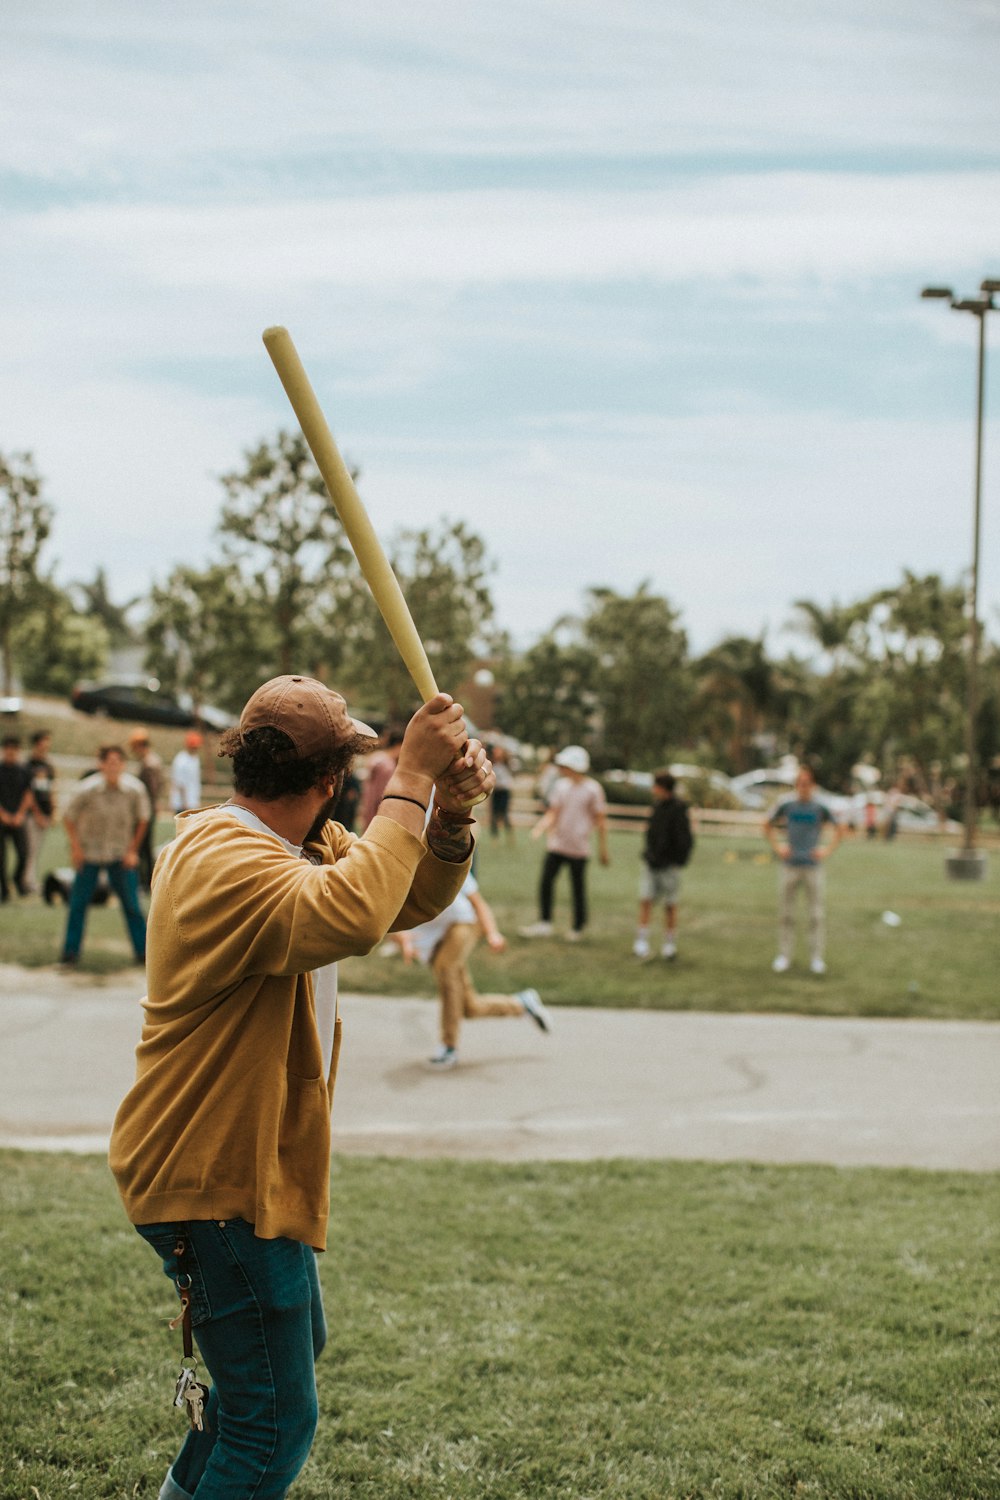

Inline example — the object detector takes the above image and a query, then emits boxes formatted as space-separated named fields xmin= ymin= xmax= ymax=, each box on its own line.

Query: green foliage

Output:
xmin=143 ymin=562 xmax=269 ymax=714
xmin=14 ymin=579 xmax=110 ymax=694
xmin=335 ymin=519 xmax=496 ymax=717
xmin=495 ymin=583 xmax=690 ymax=765
xmin=793 ymin=572 xmax=975 ymax=789
xmin=2 ymin=1151 xmax=998 ymax=1499
xmin=583 ymin=582 xmax=691 ymax=767
xmin=692 ymin=633 xmax=799 ymax=774
xmin=339 ymin=829 xmax=1000 ymax=1021
xmin=71 ymin=565 xmax=137 ymax=647
xmin=0 ymin=449 xmax=53 ymax=694
xmin=218 ymin=430 xmax=356 ymax=679
xmin=492 ymin=630 xmax=598 ymax=750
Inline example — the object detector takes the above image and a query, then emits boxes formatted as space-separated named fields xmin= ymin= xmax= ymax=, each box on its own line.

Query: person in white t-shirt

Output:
xmin=519 ymin=745 xmax=609 ymax=941
xmin=402 ymin=871 xmax=552 ymax=1069
xmin=170 ymin=731 xmax=203 ymax=813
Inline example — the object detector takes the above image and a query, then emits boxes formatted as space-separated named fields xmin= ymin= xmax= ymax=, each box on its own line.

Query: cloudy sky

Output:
xmin=3 ymin=0 xmax=1000 ymax=659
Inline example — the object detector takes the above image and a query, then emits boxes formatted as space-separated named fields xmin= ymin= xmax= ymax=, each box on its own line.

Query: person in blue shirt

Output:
xmin=765 ymin=765 xmax=842 ymax=975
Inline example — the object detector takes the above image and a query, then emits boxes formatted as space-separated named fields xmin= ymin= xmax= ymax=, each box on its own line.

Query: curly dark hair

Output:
xmin=218 ymin=725 xmax=372 ymax=800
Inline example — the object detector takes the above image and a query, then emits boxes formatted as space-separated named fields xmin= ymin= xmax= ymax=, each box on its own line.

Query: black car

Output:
xmin=70 ymin=677 xmax=234 ymax=732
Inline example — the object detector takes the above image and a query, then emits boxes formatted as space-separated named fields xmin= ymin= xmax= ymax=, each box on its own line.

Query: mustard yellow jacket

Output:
xmin=109 ymin=806 xmax=469 ymax=1249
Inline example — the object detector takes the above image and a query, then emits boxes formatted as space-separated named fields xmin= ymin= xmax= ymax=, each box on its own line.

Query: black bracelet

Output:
xmin=380 ymin=795 xmax=428 ymax=814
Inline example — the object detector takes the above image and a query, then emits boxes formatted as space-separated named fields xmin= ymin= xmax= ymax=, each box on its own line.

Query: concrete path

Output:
xmin=1 ymin=964 xmax=998 ymax=1170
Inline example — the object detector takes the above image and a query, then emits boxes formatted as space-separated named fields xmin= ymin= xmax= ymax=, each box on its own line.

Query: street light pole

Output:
xmin=919 ymin=279 xmax=998 ymax=880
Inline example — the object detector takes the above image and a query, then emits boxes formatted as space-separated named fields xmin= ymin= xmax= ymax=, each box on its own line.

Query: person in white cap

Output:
xmin=519 ymin=744 xmax=609 ymax=941
xmin=110 ymin=674 xmax=494 ymax=1500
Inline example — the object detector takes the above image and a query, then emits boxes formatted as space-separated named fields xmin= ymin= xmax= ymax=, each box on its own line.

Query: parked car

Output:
xmin=844 ymin=790 xmax=960 ymax=836
xmin=729 ymin=767 xmax=850 ymax=818
xmin=598 ymin=765 xmax=742 ymax=810
xmin=70 ymin=677 xmax=235 ymax=732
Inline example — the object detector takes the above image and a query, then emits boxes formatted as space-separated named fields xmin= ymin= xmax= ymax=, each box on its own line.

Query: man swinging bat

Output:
xmin=110 ymin=675 xmax=493 ymax=1498
xmin=110 ymin=326 xmax=497 ymax=1499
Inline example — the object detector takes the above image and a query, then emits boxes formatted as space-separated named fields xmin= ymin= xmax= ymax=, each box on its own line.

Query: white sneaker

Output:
xmin=518 ymin=988 xmax=552 ymax=1033
xmin=810 ymin=957 xmax=827 ymax=976
xmin=428 ymin=1045 xmax=458 ymax=1069
xmin=772 ymin=955 xmax=790 ymax=974
xmin=661 ymin=939 xmax=677 ymax=960
xmin=519 ymin=921 xmax=554 ymax=939
xmin=564 ymin=929 xmax=583 ymax=943
xmin=633 ymin=937 xmax=650 ymax=959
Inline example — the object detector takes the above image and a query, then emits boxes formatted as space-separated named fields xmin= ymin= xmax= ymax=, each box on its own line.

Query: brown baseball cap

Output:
xmin=238 ymin=675 xmax=377 ymax=760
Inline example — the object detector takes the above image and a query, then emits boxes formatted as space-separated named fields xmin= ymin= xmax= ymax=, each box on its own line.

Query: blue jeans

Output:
xmin=61 ymin=860 xmax=146 ymax=962
xmin=137 ymin=1219 xmax=326 ymax=1499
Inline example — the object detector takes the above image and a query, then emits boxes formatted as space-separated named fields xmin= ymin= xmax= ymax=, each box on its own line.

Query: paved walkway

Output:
xmin=1 ymin=964 xmax=998 ymax=1170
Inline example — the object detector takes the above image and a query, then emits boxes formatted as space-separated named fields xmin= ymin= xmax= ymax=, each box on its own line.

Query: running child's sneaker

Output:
xmin=518 ymin=989 xmax=552 ymax=1033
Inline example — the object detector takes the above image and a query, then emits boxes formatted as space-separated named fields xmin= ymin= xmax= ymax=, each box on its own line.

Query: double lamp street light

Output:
xmin=919 ymin=276 xmax=999 ymax=881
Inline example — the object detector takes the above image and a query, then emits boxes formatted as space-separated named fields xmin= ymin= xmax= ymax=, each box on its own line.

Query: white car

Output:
xmin=845 ymin=791 xmax=959 ymax=835
xmin=729 ymin=768 xmax=850 ymax=818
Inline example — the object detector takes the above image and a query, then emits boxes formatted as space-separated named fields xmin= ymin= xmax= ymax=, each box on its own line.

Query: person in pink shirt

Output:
xmin=519 ymin=745 xmax=609 ymax=942
xmin=358 ymin=726 xmax=404 ymax=829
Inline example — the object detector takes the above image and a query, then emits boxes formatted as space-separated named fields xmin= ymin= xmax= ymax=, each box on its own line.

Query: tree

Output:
xmin=849 ymin=572 xmax=969 ymax=789
xmin=581 ymin=584 xmax=691 ymax=768
xmin=144 ymin=564 xmax=268 ymax=714
xmin=692 ymin=634 xmax=779 ymax=773
xmin=218 ymin=431 xmax=355 ymax=679
xmin=335 ymin=519 xmax=496 ymax=718
xmin=494 ymin=628 xmax=599 ymax=751
xmin=0 ymin=451 xmax=53 ymax=694
xmin=73 ymin=566 xmax=138 ymax=647
xmin=792 ymin=572 xmax=973 ymax=788
xmin=14 ymin=578 xmax=109 ymax=695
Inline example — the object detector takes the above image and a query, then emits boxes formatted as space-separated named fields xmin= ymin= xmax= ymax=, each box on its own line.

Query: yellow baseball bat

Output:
xmin=261 ymin=325 xmax=439 ymax=703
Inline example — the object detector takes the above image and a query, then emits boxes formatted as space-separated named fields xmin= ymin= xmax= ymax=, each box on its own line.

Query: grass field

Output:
xmin=2 ymin=1150 xmax=997 ymax=1500
xmin=2 ymin=822 xmax=997 ymax=1018
xmin=342 ymin=827 xmax=1000 ymax=1021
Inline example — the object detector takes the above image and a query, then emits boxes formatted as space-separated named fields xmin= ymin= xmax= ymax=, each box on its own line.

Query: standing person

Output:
xmin=358 ymin=725 xmax=404 ymax=829
xmin=519 ymin=745 xmax=609 ymax=942
xmin=60 ymin=745 xmax=150 ymax=966
xmin=765 ymin=765 xmax=842 ymax=976
xmin=129 ymin=729 xmax=164 ymax=890
xmin=170 ymin=731 xmax=203 ymax=815
xmin=109 ymin=676 xmax=493 ymax=1500
xmin=633 ymin=770 xmax=694 ymax=960
xmin=24 ymin=729 xmax=56 ymax=894
xmin=403 ymin=870 xmax=551 ymax=1069
xmin=0 ymin=736 xmax=33 ymax=902
xmin=488 ymin=744 xmax=516 ymax=840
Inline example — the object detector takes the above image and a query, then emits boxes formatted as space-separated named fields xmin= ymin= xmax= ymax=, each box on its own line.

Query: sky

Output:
xmin=3 ymin=0 xmax=1000 ymax=661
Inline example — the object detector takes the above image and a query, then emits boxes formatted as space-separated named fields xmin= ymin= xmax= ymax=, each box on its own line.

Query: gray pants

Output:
xmin=778 ymin=864 xmax=824 ymax=962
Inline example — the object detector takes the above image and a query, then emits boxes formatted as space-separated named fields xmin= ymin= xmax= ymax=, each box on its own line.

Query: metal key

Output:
xmin=173 ymin=1365 xmax=197 ymax=1409
xmin=184 ymin=1379 xmax=209 ymax=1433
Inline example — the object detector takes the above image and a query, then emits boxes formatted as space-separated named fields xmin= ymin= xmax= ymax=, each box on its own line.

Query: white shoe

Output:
xmin=661 ymin=939 xmax=677 ymax=960
xmin=518 ymin=988 xmax=552 ymax=1033
xmin=633 ymin=937 xmax=650 ymax=959
xmin=519 ymin=921 xmax=554 ymax=939
xmin=428 ymin=1045 xmax=458 ymax=1070
xmin=810 ymin=957 xmax=827 ymax=976
xmin=772 ymin=955 xmax=790 ymax=974
xmin=564 ymin=929 xmax=583 ymax=943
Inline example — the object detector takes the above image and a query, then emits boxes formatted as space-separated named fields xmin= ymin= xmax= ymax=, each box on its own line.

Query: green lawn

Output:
xmin=3 ymin=823 xmax=997 ymax=1018
xmin=345 ymin=828 xmax=1000 ymax=1021
xmin=2 ymin=1150 xmax=997 ymax=1500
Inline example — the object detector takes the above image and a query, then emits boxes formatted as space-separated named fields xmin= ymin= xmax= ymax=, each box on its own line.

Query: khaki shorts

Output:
xmin=639 ymin=865 xmax=681 ymax=903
